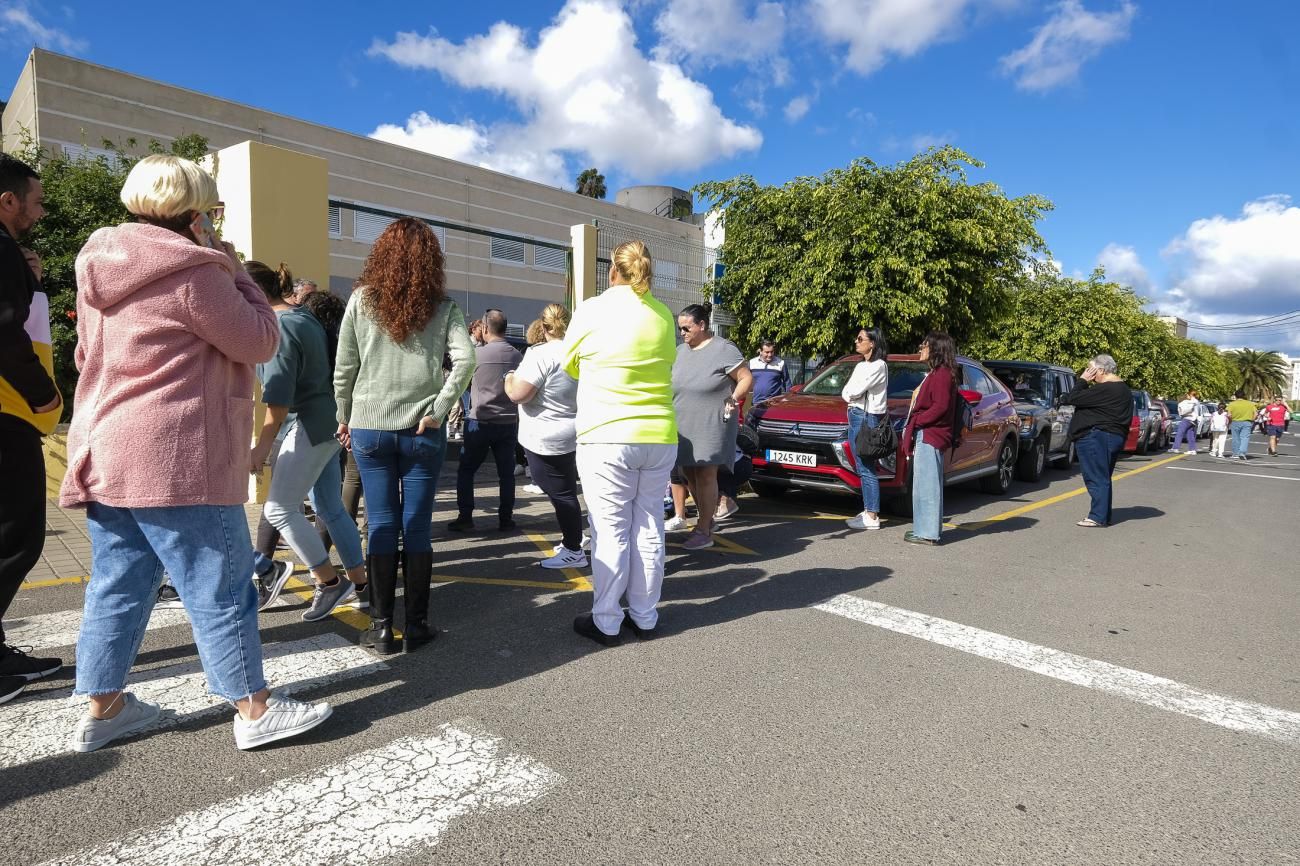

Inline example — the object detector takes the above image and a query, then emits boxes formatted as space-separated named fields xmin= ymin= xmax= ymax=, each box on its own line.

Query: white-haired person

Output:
xmin=1061 ymin=354 xmax=1133 ymax=527
xmin=562 ymin=240 xmax=677 ymax=646
xmin=59 ymin=155 xmax=332 ymax=753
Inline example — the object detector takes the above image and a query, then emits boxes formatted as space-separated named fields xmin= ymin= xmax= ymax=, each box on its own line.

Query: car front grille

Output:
xmin=755 ymin=419 xmax=849 ymax=440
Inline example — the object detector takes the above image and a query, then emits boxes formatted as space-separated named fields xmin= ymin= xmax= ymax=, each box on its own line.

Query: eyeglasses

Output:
xmin=678 ymin=325 xmax=692 ymax=333
xmin=207 ymin=204 xmax=225 ymax=223
xmin=855 ymin=335 xmax=869 ymax=342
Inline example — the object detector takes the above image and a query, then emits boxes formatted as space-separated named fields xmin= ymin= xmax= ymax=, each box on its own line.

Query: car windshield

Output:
xmin=1164 ymin=401 xmax=1178 ymax=414
xmin=801 ymin=360 xmax=929 ymax=399
xmin=989 ymin=367 xmax=1048 ymax=405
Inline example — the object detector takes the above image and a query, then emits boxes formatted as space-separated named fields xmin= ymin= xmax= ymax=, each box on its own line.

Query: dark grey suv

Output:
xmin=983 ymin=361 xmax=1079 ymax=481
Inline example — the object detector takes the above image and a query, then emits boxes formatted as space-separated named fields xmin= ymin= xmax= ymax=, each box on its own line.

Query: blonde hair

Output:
xmin=541 ymin=302 xmax=571 ymax=339
xmin=526 ymin=318 xmax=546 ymax=346
xmin=611 ymin=240 xmax=653 ymax=293
xmin=120 ymin=154 xmax=218 ymax=220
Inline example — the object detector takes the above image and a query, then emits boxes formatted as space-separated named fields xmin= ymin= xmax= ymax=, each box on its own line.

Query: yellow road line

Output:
xmin=709 ymin=534 xmax=759 ymax=555
xmin=434 ymin=575 xmax=582 ymax=591
xmin=22 ymin=574 xmax=89 ymax=589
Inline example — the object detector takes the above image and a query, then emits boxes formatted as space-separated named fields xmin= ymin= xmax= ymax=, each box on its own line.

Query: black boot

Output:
xmin=402 ymin=552 xmax=436 ymax=653
xmin=360 ymin=553 xmax=400 ymax=655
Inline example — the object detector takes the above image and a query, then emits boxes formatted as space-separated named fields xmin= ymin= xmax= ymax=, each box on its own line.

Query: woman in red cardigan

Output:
xmin=902 ymin=332 xmax=958 ymax=545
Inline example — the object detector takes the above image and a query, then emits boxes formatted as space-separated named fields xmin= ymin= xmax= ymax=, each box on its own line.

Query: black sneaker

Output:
xmin=447 ymin=517 xmax=474 ymax=532
xmin=0 ymin=674 xmax=25 ymax=705
xmin=0 ymin=643 xmax=63 ymax=681
xmin=256 ymin=560 xmax=295 ymax=611
xmin=497 ymin=518 xmax=516 ymax=532
xmin=621 ymin=612 xmax=657 ymax=640
xmin=155 ymin=582 xmax=184 ymax=610
xmin=573 ymin=613 xmax=621 ymax=648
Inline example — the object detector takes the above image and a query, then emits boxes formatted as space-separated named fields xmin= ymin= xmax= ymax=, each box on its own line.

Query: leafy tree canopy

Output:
xmin=695 ymin=146 xmax=1052 ymax=359
xmin=1224 ymin=348 xmax=1288 ymax=400
xmin=575 ymin=168 xmax=606 ymax=199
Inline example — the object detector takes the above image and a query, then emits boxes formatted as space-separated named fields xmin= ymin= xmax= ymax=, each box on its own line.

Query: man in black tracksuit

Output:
xmin=0 ymin=153 xmax=63 ymax=704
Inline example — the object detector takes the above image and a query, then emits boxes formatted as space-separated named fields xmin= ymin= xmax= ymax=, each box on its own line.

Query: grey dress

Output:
xmin=672 ymin=337 xmax=745 ymax=466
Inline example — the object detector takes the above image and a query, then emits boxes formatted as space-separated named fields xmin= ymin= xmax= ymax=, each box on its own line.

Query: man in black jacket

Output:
xmin=0 ymin=153 xmax=63 ymax=704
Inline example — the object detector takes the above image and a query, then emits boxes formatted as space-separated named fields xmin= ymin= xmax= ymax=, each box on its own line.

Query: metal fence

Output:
xmin=594 ymin=217 xmax=730 ymax=327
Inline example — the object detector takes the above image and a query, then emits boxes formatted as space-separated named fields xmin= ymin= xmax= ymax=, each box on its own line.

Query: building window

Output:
xmin=430 ymin=224 xmax=447 ymax=250
xmin=354 ymin=211 xmax=394 ymax=243
xmin=59 ymin=142 xmax=123 ymax=170
xmin=490 ymin=236 xmax=525 ymax=265
xmin=534 ymin=245 xmax=566 ymax=272
xmin=328 ymin=206 xmax=341 ymax=236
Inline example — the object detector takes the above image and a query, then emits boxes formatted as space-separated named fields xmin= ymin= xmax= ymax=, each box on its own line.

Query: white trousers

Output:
xmin=1210 ymin=431 xmax=1228 ymax=456
xmin=576 ymin=442 xmax=677 ymax=636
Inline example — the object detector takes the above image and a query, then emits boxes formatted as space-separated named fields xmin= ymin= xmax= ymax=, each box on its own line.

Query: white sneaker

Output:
xmin=1188 ymin=450 xmax=1197 ymax=455
xmin=541 ymin=546 xmax=588 ymax=570
xmin=663 ymin=516 xmax=688 ymax=532
xmin=71 ymin=693 xmax=162 ymax=753
xmin=580 ymin=533 xmax=591 ymax=550
xmin=522 ymin=483 xmax=543 ymax=495
xmin=233 ymin=694 xmax=332 ymax=750
xmin=846 ymin=512 xmax=881 ymax=530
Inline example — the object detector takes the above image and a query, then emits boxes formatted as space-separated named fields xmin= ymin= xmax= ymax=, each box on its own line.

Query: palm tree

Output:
xmin=575 ymin=168 xmax=606 ymax=199
xmin=1225 ymin=348 xmax=1288 ymax=399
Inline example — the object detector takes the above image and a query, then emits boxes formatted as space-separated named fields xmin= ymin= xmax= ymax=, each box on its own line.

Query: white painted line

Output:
xmin=34 ymin=725 xmax=560 ymax=866
xmin=815 ymin=594 xmax=1300 ymax=745
xmin=0 ymin=633 xmax=387 ymax=769
xmin=4 ymin=605 xmax=191 ymax=650
xmin=1169 ymin=467 xmax=1300 ymax=482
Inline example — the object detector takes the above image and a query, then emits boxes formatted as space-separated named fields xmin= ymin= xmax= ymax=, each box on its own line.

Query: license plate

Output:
xmin=767 ymin=449 xmax=816 ymax=467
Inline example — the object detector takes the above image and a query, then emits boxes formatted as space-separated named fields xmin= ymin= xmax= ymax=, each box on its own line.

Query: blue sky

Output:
xmin=2 ymin=1 xmax=1298 ymax=350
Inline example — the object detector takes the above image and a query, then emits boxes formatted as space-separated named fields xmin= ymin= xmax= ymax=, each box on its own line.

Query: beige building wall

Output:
xmin=2 ymin=49 xmax=704 ymax=328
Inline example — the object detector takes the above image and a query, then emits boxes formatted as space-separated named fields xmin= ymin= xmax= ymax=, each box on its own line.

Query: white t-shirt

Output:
xmin=515 ymin=340 xmax=578 ymax=455
xmin=841 ymin=358 xmax=889 ymax=413
xmin=1177 ymin=398 xmax=1198 ymax=420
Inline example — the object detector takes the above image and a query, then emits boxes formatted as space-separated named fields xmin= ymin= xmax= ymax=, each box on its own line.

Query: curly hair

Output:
xmin=356 ymin=217 xmax=446 ymax=343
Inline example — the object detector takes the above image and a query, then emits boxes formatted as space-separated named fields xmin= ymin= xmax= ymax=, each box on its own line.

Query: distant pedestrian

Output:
xmin=842 ymin=326 xmax=889 ymax=531
xmin=562 ymin=240 xmax=677 ymax=646
xmin=0 ymin=152 xmax=64 ymax=705
xmin=747 ymin=339 xmax=790 ymax=408
xmin=1169 ymin=389 xmax=1199 ymax=454
xmin=902 ymin=332 xmax=959 ymax=545
xmin=672 ymin=303 xmax=753 ymax=551
xmin=61 ymin=154 xmax=331 ymax=751
xmin=289 ymin=277 xmax=318 ymax=305
xmin=1061 ymin=354 xmax=1133 ymax=527
xmin=1209 ymin=403 xmax=1230 ymax=458
xmin=1264 ymin=395 xmax=1288 ymax=456
xmin=335 ymin=217 xmax=476 ymax=654
xmin=451 ymin=309 xmax=523 ymax=532
xmin=1225 ymin=391 xmax=1257 ymax=460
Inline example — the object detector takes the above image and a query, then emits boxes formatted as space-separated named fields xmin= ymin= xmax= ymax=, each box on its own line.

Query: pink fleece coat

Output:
xmin=59 ymin=224 xmax=279 ymax=509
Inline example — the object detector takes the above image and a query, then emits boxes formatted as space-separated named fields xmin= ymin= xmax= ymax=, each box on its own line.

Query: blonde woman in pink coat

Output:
xmin=60 ymin=156 xmax=332 ymax=753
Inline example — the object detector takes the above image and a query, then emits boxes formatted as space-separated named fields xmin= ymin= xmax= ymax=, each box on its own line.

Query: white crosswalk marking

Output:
xmin=4 ymin=605 xmax=191 ymax=650
xmin=815 ymin=594 xmax=1300 ymax=744
xmin=35 ymin=725 xmax=561 ymax=866
xmin=0 ymin=633 xmax=387 ymax=769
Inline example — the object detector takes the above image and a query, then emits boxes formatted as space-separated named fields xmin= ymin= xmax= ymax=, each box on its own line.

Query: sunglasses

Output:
xmin=678 ymin=325 xmax=693 ymax=333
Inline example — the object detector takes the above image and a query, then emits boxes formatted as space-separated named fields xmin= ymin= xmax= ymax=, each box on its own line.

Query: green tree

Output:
xmin=1224 ymin=348 xmax=1288 ymax=399
xmin=15 ymin=133 xmax=210 ymax=417
xmin=575 ymin=168 xmax=606 ymax=199
xmin=695 ymin=147 xmax=1052 ymax=358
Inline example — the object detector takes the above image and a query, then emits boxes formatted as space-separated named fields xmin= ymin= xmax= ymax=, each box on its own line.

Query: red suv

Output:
xmin=749 ymin=354 xmax=1021 ymax=512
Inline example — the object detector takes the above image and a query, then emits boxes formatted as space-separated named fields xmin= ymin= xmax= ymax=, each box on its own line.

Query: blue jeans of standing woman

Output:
xmin=1230 ymin=420 xmax=1252 ymax=457
xmin=351 ymin=425 xmax=447 ymax=555
xmin=910 ymin=431 xmax=944 ymax=541
xmin=77 ymin=503 xmax=266 ymax=701
xmin=847 ymin=407 xmax=886 ymax=513
xmin=1075 ymin=428 xmax=1125 ymax=524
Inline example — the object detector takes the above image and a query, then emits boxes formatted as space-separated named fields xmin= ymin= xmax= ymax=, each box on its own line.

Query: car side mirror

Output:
xmin=958 ymin=388 xmax=981 ymax=406
xmin=790 ymin=383 xmax=804 ymax=394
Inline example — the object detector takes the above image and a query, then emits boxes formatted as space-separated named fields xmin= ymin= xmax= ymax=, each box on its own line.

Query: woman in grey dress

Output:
xmin=672 ymin=303 xmax=753 ymax=550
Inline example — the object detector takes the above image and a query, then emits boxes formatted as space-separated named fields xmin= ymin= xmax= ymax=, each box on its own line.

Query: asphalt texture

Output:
xmin=2 ymin=430 xmax=1297 ymax=865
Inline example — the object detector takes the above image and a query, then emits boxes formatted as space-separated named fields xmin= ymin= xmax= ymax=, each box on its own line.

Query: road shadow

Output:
xmin=1110 ymin=505 xmax=1165 ymax=523
xmin=0 ymin=748 xmax=122 ymax=806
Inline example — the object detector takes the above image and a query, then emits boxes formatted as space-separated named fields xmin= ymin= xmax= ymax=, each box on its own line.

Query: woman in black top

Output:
xmin=1061 ymin=354 xmax=1133 ymax=527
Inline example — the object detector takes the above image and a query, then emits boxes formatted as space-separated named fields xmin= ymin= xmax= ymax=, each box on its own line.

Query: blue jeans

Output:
xmin=1075 ymin=428 xmax=1124 ymax=524
xmin=847 ymin=408 xmax=886 ymax=513
xmin=352 ymin=425 xmax=447 ymax=555
xmin=1230 ymin=421 xmax=1252 ymax=457
xmin=910 ymin=431 xmax=944 ymax=541
xmin=77 ymin=503 xmax=266 ymax=701
xmin=455 ymin=420 xmax=518 ymax=522
xmin=1174 ymin=419 xmax=1196 ymax=450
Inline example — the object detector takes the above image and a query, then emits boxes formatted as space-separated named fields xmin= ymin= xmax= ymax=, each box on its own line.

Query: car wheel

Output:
xmin=749 ymin=480 xmax=783 ymax=499
xmin=883 ymin=495 xmax=913 ymax=518
xmin=1136 ymin=429 xmax=1149 ymax=455
xmin=1016 ymin=435 xmax=1047 ymax=482
xmin=980 ymin=438 xmax=1017 ymax=494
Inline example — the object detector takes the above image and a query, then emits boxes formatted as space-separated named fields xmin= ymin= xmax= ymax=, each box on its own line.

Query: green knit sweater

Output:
xmin=334 ymin=289 xmax=476 ymax=431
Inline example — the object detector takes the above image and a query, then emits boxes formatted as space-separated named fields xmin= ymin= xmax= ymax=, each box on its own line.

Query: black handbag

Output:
xmin=854 ymin=417 xmax=898 ymax=460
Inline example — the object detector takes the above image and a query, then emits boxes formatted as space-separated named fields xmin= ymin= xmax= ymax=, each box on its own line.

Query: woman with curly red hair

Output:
xmin=334 ymin=218 xmax=476 ymax=654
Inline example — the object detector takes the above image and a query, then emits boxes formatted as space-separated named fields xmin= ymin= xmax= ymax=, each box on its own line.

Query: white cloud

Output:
xmin=654 ymin=0 xmax=785 ymax=66
xmin=784 ymin=95 xmax=812 ymax=122
xmin=809 ymin=0 xmax=979 ymax=75
xmin=910 ymin=130 xmax=956 ymax=150
xmin=1096 ymin=242 xmax=1150 ymax=292
xmin=368 ymin=0 xmax=762 ymax=185
xmin=1000 ymin=1 xmax=1136 ymax=92
xmin=1161 ymin=195 xmax=1300 ymax=318
xmin=0 ymin=1 xmax=86 ymax=53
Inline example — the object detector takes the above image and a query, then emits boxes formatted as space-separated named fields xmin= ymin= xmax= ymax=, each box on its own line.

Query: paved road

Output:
xmin=3 ymin=431 xmax=1298 ymax=865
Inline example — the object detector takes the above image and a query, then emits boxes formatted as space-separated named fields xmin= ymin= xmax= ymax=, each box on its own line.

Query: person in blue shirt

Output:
xmin=747 ymin=340 xmax=789 ymax=406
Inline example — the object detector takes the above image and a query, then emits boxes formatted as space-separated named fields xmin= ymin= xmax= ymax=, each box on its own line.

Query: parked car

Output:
xmin=1124 ymin=390 xmax=1161 ymax=454
xmin=1163 ymin=399 xmax=1209 ymax=441
xmin=982 ymin=360 xmax=1078 ymax=481
xmin=1147 ymin=400 xmax=1171 ymax=450
xmin=749 ymin=353 xmax=1021 ymax=514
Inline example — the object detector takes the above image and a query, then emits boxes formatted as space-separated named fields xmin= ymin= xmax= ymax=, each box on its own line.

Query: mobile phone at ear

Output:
xmin=195 ymin=213 xmax=220 ymax=249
